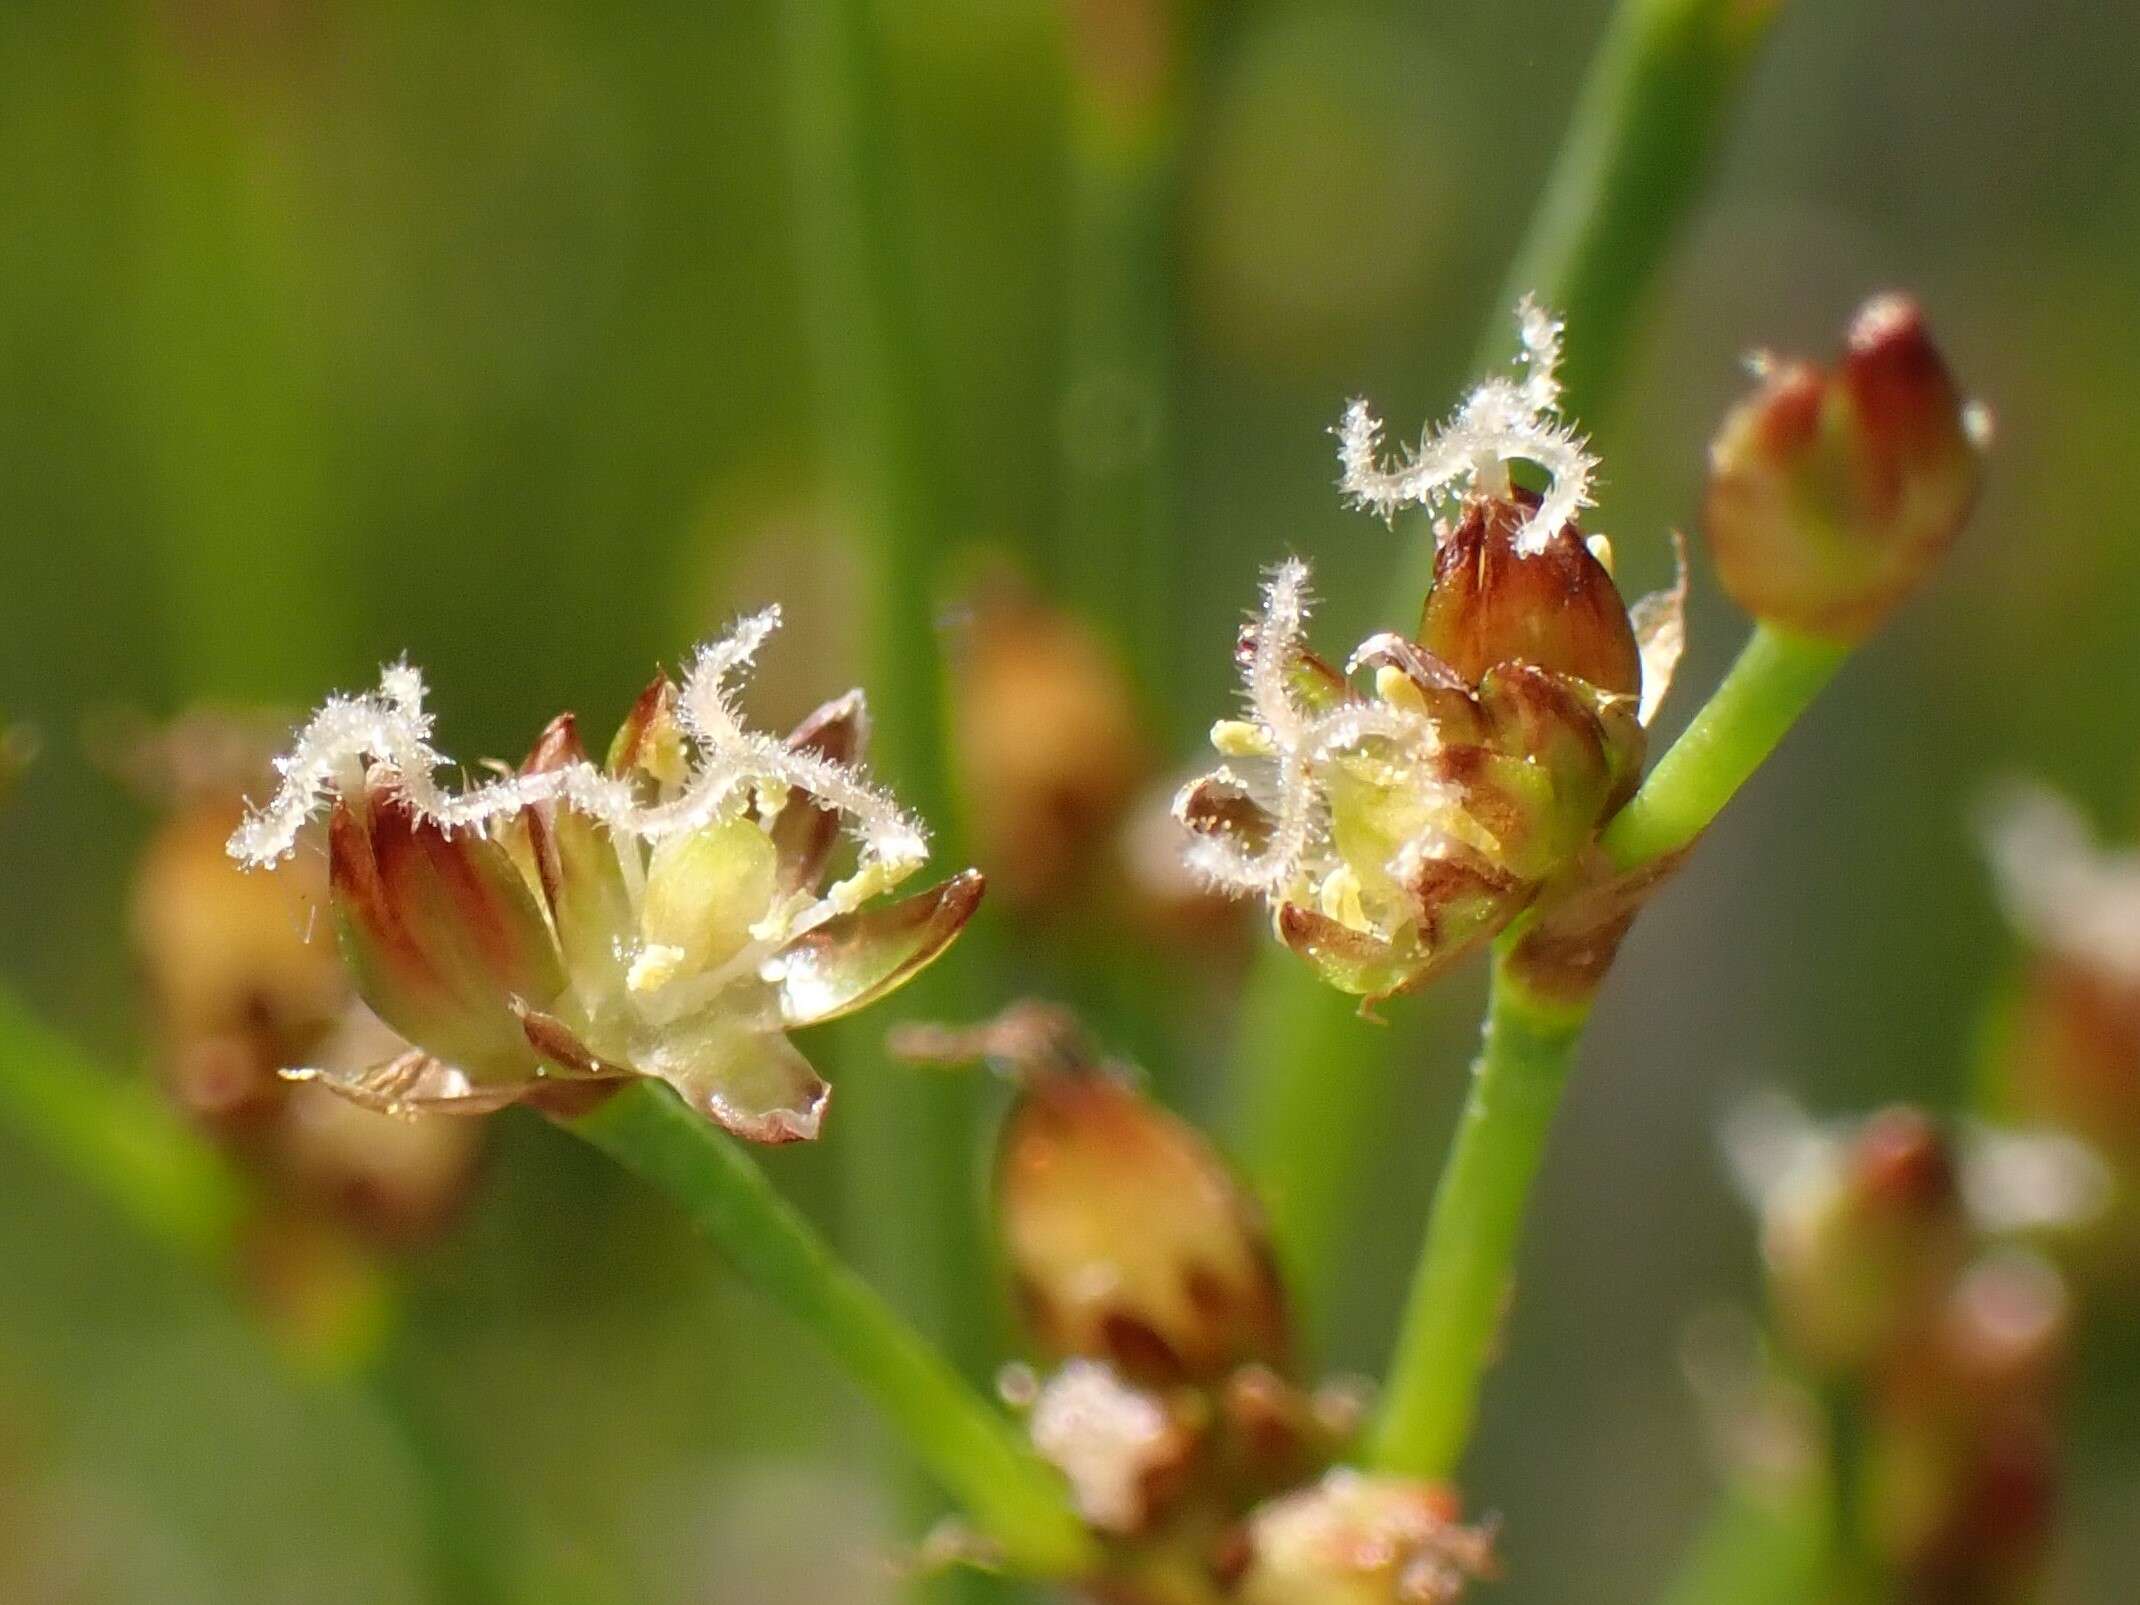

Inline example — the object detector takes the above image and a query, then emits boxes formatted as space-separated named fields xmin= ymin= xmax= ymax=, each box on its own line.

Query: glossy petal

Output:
xmin=1274 ymin=903 xmax=1428 ymax=1001
xmin=644 ymin=1016 xmax=830 ymax=1144
xmin=1418 ymin=494 xmax=1640 ymax=697
xmin=773 ymin=869 xmax=985 ymax=1027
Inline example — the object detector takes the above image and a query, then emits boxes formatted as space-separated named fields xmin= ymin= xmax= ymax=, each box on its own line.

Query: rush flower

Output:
xmin=1231 ymin=1471 xmax=1495 ymax=1605
xmin=1704 ymin=294 xmax=1987 ymax=641
xmin=226 ymin=609 xmax=982 ymax=1142
xmin=1175 ymin=303 xmax=1684 ymax=1002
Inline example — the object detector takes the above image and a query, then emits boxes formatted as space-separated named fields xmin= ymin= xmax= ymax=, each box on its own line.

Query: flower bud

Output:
xmin=1761 ymin=1106 xmax=1971 ymax=1375
xmin=1705 ymin=295 xmax=1986 ymax=641
xmin=1865 ymin=1251 xmax=2065 ymax=1600
xmin=1232 ymin=1471 xmax=1495 ymax=1605
xmin=949 ymin=576 xmax=1149 ymax=908
xmin=132 ymin=795 xmax=347 ymax=1126
xmin=1417 ymin=493 xmax=1641 ymax=699
xmin=995 ymin=1043 xmax=1287 ymax=1386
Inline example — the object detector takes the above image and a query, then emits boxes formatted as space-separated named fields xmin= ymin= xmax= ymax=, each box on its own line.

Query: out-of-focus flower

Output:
xmin=985 ymin=1016 xmax=1288 ymax=1386
xmin=1865 ymin=1250 xmax=2066 ymax=1601
xmin=1024 ymin=1359 xmax=1198 ymax=1536
xmin=118 ymin=713 xmax=483 ymax=1241
xmin=1231 ymin=1470 xmax=1495 ymax=1605
xmin=227 ymin=609 xmax=981 ymax=1142
xmin=0 ymin=721 xmax=36 ymax=801
xmin=1705 ymin=295 xmax=1987 ymax=641
xmin=1177 ymin=303 xmax=1683 ymax=1002
xmin=1977 ymin=781 xmax=2140 ymax=1278
xmin=1737 ymin=1103 xmax=1972 ymax=1375
xmin=949 ymin=574 xmax=1150 ymax=908
xmin=1731 ymin=1095 xmax=2072 ymax=1602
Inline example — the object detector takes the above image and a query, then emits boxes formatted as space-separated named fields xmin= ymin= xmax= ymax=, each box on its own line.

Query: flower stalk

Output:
xmin=566 ymin=1079 xmax=1095 ymax=1581
xmin=1368 ymin=957 xmax=1587 ymax=1478
xmin=1235 ymin=0 xmax=1789 ymax=1307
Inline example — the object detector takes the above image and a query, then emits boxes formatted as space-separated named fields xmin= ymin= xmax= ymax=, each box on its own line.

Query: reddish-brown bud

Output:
xmin=1705 ymin=295 xmax=1985 ymax=641
xmin=996 ymin=1055 xmax=1288 ymax=1387
xmin=1762 ymin=1107 xmax=1972 ymax=1375
xmin=1418 ymin=494 xmax=1641 ymax=697
xmin=949 ymin=578 xmax=1149 ymax=907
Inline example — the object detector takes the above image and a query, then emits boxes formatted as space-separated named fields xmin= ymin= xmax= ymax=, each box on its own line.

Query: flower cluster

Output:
xmin=1175 ymin=306 xmax=1683 ymax=1001
xmin=903 ymin=1003 xmax=1492 ymax=1602
xmin=1731 ymin=1104 xmax=2071 ymax=1596
xmin=228 ymin=609 xmax=981 ymax=1141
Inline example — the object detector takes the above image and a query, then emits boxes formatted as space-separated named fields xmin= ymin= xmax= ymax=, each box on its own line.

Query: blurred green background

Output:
xmin=2 ymin=1 xmax=2136 ymax=1600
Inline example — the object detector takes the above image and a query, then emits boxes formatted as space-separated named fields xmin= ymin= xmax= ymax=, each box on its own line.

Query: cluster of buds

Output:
xmin=1733 ymin=1104 xmax=2070 ymax=1596
xmin=1176 ymin=303 xmax=1684 ymax=1002
xmin=226 ymin=608 xmax=981 ymax=1142
xmin=1979 ymin=782 xmax=2140 ymax=1281
xmin=119 ymin=712 xmax=479 ymax=1243
xmin=1705 ymin=294 xmax=1988 ymax=642
xmin=903 ymin=1003 xmax=1492 ymax=1602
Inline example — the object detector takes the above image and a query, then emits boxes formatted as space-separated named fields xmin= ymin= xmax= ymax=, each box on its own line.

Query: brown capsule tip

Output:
xmin=1418 ymin=494 xmax=1641 ymax=698
xmin=1705 ymin=295 xmax=1983 ymax=640
xmin=1850 ymin=1105 xmax=1959 ymax=1215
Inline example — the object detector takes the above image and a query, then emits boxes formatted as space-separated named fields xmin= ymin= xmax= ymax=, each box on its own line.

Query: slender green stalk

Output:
xmin=0 ymin=984 xmax=248 ymax=1266
xmin=1604 ymin=623 xmax=1848 ymax=870
xmin=1368 ymin=626 xmax=1851 ymax=1476
xmin=1368 ymin=959 xmax=1587 ymax=1477
xmin=1058 ymin=15 xmax=1188 ymax=705
xmin=1655 ymin=1475 xmax=1831 ymax=1605
xmin=775 ymin=0 xmax=995 ymax=1389
xmin=566 ymin=1082 xmax=1093 ymax=1581
xmin=1235 ymin=0 xmax=1786 ymax=1300
xmin=0 ymin=986 xmax=524 ymax=1604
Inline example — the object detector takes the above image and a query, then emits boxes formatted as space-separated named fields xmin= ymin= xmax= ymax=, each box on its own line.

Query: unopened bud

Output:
xmin=1705 ymin=295 xmax=1985 ymax=641
xmin=996 ymin=1053 xmax=1287 ymax=1385
xmin=949 ymin=577 xmax=1149 ymax=907
xmin=1762 ymin=1106 xmax=1971 ymax=1374
xmin=1417 ymin=493 xmax=1641 ymax=698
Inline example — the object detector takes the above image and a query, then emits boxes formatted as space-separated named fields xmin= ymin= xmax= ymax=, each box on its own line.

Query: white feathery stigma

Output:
xmin=1337 ymin=296 xmax=1596 ymax=557
xmin=226 ymin=607 xmax=929 ymax=884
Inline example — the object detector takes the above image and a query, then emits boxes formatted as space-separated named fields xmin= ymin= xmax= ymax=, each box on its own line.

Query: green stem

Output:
xmin=1058 ymin=22 xmax=1187 ymax=707
xmin=1236 ymin=0 xmax=1785 ymax=1298
xmin=1654 ymin=1474 xmax=1831 ymax=1605
xmin=0 ymin=984 xmax=248 ymax=1267
xmin=565 ymin=1081 xmax=1093 ymax=1581
xmin=1603 ymin=623 xmax=1848 ymax=870
xmin=0 ymin=986 xmax=522 ymax=1604
xmin=1367 ymin=956 xmax=1588 ymax=1477
xmin=774 ymin=26 xmax=1002 ymax=1601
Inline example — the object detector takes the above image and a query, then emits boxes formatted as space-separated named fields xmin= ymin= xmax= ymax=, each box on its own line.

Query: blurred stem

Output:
xmin=0 ymin=982 xmax=247 ymax=1267
xmin=1603 ymin=623 xmax=1848 ymax=870
xmin=1367 ymin=956 xmax=1587 ymax=1477
xmin=566 ymin=1082 xmax=1094 ymax=1581
xmin=132 ymin=37 xmax=341 ymax=697
xmin=776 ymin=10 xmax=1000 ymax=1576
xmin=0 ymin=985 xmax=522 ymax=1604
xmin=1654 ymin=1474 xmax=1831 ymax=1605
xmin=1058 ymin=10 xmax=1189 ymax=706
xmin=1234 ymin=0 xmax=1784 ymax=1317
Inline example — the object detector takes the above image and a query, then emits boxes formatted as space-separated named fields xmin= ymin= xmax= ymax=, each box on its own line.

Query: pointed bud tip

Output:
xmin=1706 ymin=294 xmax=1983 ymax=640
